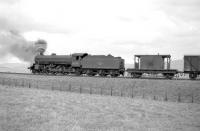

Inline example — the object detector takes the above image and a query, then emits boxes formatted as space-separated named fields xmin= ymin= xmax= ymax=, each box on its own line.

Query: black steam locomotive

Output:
xmin=29 ymin=53 xmax=125 ymax=77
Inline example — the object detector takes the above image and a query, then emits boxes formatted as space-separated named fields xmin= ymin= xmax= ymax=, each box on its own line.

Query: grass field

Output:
xmin=0 ymin=86 xmax=200 ymax=131
xmin=0 ymin=73 xmax=200 ymax=103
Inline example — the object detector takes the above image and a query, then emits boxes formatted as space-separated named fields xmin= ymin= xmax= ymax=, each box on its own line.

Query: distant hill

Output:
xmin=0 ymin=63 xmax=30 ymax=73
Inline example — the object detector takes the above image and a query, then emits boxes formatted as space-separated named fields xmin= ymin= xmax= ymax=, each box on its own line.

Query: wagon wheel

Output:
xmin=189 ymin=73 xmax=197 ymax=80
xmin=98 ymin=70 xmax=105 ymax=77
xmin=99 ymin=72 xmax=106 ymax=77
xmin=44 ymin=70 xmax=50 ymax=75
xmin=114 ymin=74 xmax=119 ymax=77
xmin=131 ymin=73 xmax=142 ymax=78
xmin=86 ymin=70 xmax=91 ymax=76
xmin=164 ymin=74 xmax=174 ymax=79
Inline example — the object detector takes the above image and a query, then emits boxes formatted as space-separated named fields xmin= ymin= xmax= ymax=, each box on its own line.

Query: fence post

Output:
xmin=120 ymin=88 xmax=123 ymax=97
xmin=111 ymin=86 xmax=113 ymax=96
xmin=21 ymin=79 xmax=24 ymax=87
xmin=15 ymin=79 xmax=18 ymax=87
xmin=69 ymin=84 xmax=71 ymax=92
xmin=64 ymin=82 xmax=67 ymax=91
xmin=2 ymin=78 xmax=4 ymax=86
xmin=7 ymin=79 xmax=10 ymax=87
xmin=164 ymin=91 xmax=168 ymax=101
xmin=1 ymin=78 xmax=3 ymax=85
xmin=28 ymin=83 xmax=31 ymax=88
xmin=80 ymin=85 xmax=82 ymax=94
xmin=90 ymin=86 xmax=92 ymax=94
xmin=131 ymin=86 xmax=134 ymax=98
xmin=178 ymin=92 xmax=181 ymax=102
xmin=153 ymin=95 xmax=156 ymax=100
xmin=60 ymin=84 xmax=62 ymax=91
xmin=8 ymin=79 xmax=10 ymax=87
xmin=142 ymin=90 xmax=145 ymax=99
xmin=36 ymin=82 xmax=38 ymax=89
xmin=10 ymin=79 xmax=12 ymax=87
xmin=132 ymin=82 xmax=135 ymax=98
xmin=11 ymin=79 xmax=13 ymax=87
xmin=52 ymin=83 xmax=54 ymax=90
xmin=191 ymin=93 xmax=194 ymax=103
xmin=4 ymin=79 xmax=7 ymax=86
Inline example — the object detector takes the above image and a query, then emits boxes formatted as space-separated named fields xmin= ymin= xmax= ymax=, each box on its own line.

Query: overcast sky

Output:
xmin=0 ymin=0 xmax=200 ymax=63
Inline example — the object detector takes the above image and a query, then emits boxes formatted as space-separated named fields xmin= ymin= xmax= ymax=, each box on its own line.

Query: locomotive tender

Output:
xmin=29 ymin=53 xmax=125 ymax=77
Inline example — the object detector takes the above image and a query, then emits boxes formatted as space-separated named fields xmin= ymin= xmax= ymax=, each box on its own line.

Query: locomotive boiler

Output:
xmin=29 ymin=53 xmax=87 ymax=74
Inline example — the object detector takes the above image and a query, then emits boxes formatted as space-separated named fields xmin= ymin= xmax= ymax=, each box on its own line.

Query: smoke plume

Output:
xmin=0 ymin=30 xmax=47 ymax=63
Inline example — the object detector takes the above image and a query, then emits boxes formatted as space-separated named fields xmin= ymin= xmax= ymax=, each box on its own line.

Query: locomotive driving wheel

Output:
xmin=99 ymin=70 xmax=106 ymax=77
xmin=75 ymin=68 xmax=81 ymax=76
xmin=31 ymin=70 xmax=36 ymax=74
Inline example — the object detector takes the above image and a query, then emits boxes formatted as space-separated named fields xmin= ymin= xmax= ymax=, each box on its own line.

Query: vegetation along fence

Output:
xmin=0 ymin=77 xmax=199 ymax=104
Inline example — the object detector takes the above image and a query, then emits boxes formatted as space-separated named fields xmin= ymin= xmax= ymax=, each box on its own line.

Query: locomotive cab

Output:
xmin=71 ymin=53 xmax=88 ymax=75
xmin=71 ymin=53 xmax=88 ymax=67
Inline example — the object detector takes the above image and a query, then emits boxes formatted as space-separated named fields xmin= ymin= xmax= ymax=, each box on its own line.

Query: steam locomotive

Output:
xmin=29 ymin=53 xmax=200 ymax=80
xmin=29 ymin=53 xmax=125 ymax=77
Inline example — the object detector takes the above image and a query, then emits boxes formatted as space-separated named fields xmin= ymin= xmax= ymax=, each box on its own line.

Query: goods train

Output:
xmin=29 ymin=53 xmax=200 ymax=80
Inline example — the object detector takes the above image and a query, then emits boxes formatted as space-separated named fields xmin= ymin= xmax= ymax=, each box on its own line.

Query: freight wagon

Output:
xmin=184 ymin=55 xmax=200 ymax=79
xmin=126 ymin=54 xmax=178 ymax=79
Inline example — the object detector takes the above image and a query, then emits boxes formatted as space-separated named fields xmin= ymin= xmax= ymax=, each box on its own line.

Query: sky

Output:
xmin=0 ymin=0 xmax=200 ymax=64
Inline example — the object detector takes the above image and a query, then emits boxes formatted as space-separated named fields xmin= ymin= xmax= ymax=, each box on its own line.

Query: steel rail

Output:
xmin=0 ymin=71 xmax=199 ymax=81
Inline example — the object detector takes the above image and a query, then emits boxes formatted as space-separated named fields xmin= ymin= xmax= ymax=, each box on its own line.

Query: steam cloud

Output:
xmin=0 ymin=30 xmax=47 ymax=63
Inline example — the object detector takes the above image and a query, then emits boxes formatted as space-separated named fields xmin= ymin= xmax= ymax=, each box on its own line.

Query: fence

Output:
xmin=0 ymin=77 xmax=198 ymax=104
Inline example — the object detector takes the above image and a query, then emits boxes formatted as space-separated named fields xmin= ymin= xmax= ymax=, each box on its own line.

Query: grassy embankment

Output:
xmin=0 ymin=86 xmax=200 ymax=131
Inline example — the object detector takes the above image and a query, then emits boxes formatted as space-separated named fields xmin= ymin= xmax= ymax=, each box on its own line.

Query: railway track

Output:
xmin=0 ymin=71 xmax=199 ymax=81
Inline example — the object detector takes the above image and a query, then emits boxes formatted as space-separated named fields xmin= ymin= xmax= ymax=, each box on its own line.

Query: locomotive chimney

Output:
xmin=34 ymin=39 xmax=47 ymax=55
xmin=37 ymin=48 xmax=45 ymax=55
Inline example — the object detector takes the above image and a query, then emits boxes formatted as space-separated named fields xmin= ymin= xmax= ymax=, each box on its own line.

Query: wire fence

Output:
xmin=0 ymin=77 xmax=198 ymax=104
